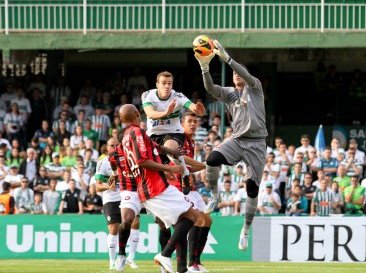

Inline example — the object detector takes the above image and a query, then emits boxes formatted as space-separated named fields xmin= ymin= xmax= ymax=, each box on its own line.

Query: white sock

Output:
xmin=107 ymin=234 xmax=118 ymax=265
xmin=170 ymin=155 xmax=190 ymax=177
xmin=127 ymin=229 xmax=140 ymax=261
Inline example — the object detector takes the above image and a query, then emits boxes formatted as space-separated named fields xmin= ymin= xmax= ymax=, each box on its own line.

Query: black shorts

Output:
xmin=103 ymin=201 xmax=121 ymax=225
xmin=150 ymin=133 xmax=185 ymax=147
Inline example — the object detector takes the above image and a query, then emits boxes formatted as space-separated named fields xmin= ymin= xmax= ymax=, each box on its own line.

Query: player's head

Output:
xmin=181 ymin=111 xmax=198 ymax=136
xmin=119 ymin=104 xmax=140 ymax=125
xmin=107 ymin=137 xmax=119 ymax=153
xmin=156 ymin=71 xmax=173 ymax=99
xmin=233 ymin=64 xmax=247 ymax=89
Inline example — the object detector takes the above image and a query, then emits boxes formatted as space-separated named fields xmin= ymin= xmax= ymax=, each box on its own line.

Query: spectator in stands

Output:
xmin=50 ymin=76 xmax=71 ymax=110
xmin=218 ymin=180 xmax=235 ymax=216
xmin=333 ymin=164 xmax=350 ymax=191
xmin=71 ymin=163 xmax=90 ymax=192
xmin=330 ymin=137 xmax=345 ymax=160
xmin=52 ymin=110 xmax=72 ymax=136
xmin=207 ymin=130 xmax=219 ymax=145
xmin=330 ymin=181 xmax=343 ymax=214
xmin=28 ymin=87 xmax=49 ymax=137
xmin=11 ymin=88 xmax=31 ymax=123
xmin=33 ymin=120 xmax=54 ymax=150
xmin=58 ymin=179 xmax=83 ymax=214
xmin=258 ymin=182 xmax=281 ymax=215
xmin=287 ymin=163 xmax=304 ymax=191
xmin=113 ymin=94 xmax=129 ymax=117
xmin=30 ymin=193 xmax=43 ymax=214
xmin=31 ymin=167 xmax=50 ymax=195
xmin=4 ymin=102 xmax=24 ymax=144
xmin=70 ymin=110 xmax=86 ymax=134
xmin=81 ymin=139 xmax=99 ymax=161
xmin=82 ymin=184 xmax=103 ymax=214
xmin=53 ymin=121 xmax=71 ymax=147
xmin=294 ymin=134 xmax=313 ymax=157
xmin=19 ymin=148 xmax=39 ymax=185
xmin=347 ymin=139 xmax=365 ymax=165
xmin=342 ymin=148 xmax=363 ymax=177
xmin=74 ymin=95 xmax=95 ymax=119
xmin=83 ymin=119 xmax=99 ymax=148
xmin=45 ymin=152 xmax=65 ymax=181
xmin=4 ymin=164 xmax=23 ymax=191
xmin=27 ymin=73 xmax=46 ymax=97
xmin=0 ymin=131 xmax=12 ymax=151
xmin=310 ymin=179 xmax=335 ymax=216
xmin=194 ymin=117 xmax=208 ymax=146
xmin=6 ymin=148 xmax=21 ymax=168
xmin=302 ymin=172 xmax=317 ymax=214
xmin=0 ymin=156 xmax=8 ymax=191
xmin=52 ymin=97 xmax=71 ymax=121
xmin=30 ymin=138 xmax=41 ymax=155
xmin=312 ymin=169 xmax=324 ymax=188
xmin=42 ymin=178 xmax=60 ymax=214
xmin=286 ymin=193 xmax=303 ymax=216
xmin=317 ymin=147 xmax=338 ymax=178
xmin=83 ymin=150 xmax=96 ymax=177
xmin=70 ymin=125 xmax=88 ymax=150
xmin=90 ymin=104 xmax=111 ymax=148
xmin=305 ymin=147 xmax=319 ymax=176
xmin=0 ymin=182 xmax=14 ymax=214
xmin=108 ymin=116 xmax=122 ymax=138
xmin=234 ymin=180 xmax=247 ymax=216
xmin=55 ymin=169 xmax=71 ymax=193
xmin=0 ymin=82 xmax=16 ymax=111
xmin=101 ymin=92 xmax=113 ymax=118
xmin=344 ymin=175 xmax=365 ymax=215
xmin=13 ymin=177 xmax=34 ymax=214
xmin=39 ymin=145 xmax=53 ymax=167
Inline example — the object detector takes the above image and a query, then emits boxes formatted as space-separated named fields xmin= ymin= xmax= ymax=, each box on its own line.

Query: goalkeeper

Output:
xmin=194 ymin=39 xmax=267 ymax=251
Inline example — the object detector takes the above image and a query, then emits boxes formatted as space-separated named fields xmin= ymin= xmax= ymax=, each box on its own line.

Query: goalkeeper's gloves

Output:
xmin=194 ymin=52 xmax=215 ymax=73
xmin=213 ymin=40 xmax=232 ymax=63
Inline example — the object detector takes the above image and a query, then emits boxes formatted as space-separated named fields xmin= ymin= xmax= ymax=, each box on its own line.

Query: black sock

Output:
xmin=159 ymin=228 xmax=171 ymax=251
xmin=188 ymin=226 xmax=200 ymax=266
xmin=118 ymin=223 xmax=131 ymax=256
xmin=195 ymin=227 xmax=210 ymax=265
xmin=162 ymin=218 xmax=193 ymax=258
xmin=176 ymin=237 xmax=188 ymax=273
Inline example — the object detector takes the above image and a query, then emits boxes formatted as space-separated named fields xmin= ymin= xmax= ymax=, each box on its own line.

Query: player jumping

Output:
xmin=195 ymin=40 xmax=267 ymax=251
xmin=141 ymin=71 xmax=205 ymax=193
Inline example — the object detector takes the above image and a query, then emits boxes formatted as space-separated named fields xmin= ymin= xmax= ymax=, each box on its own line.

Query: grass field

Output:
xmin=1 ymin=260 xmax=366 ymax=273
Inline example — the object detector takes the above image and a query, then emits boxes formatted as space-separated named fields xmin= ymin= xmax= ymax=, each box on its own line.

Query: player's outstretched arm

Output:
xmin=139 ymin=159 xmax=184 ymax=174
xmin=142 ymin=99 xmax=176 ymax=120
xmin=213 ymin=40 xmax=256 ymax=88
xmin=188 ymin=101 xmax=206 ymax=116
xmin=195 ymin=53 xmax=225 ymax=99
xmin=184 ymin=156 xmax=205 ymax=172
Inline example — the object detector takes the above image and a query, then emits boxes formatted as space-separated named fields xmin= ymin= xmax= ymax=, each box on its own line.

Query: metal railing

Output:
xmin=0 ymin=1 xmax=365 ymax=34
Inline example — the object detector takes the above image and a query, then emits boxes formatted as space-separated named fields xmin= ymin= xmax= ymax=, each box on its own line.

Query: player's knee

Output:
xmin=131 ymin=216 xmax=140 ymax=229
xmin=109 ymin=223 xmax=119 ymax=235
xmin=120 ymin=222 xmax=132 ymax=231
xmin=246 ymin=179 xmax=259 ymax=198
xmin=164 ymin=139 xmax=179 ymax=150
xmin=206 ymin=151 xmax=229 ymax=166
xmin=203 ymin=214 xmax=212 ymax=227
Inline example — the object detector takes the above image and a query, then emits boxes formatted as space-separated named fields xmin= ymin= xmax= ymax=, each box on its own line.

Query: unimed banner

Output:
xmin=0 ymin=214 xmax=250 ymax=260
xmin=252 ymin=217 xmax=366 ymax=262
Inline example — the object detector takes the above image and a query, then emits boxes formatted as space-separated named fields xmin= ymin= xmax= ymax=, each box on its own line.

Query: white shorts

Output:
xmin=143 ymin=185 xmax=191 ymax=229
xmin=186 ymin=191 xmax=206 ymax=212
xmin=119 ymin=191 xmax=142 ymax=216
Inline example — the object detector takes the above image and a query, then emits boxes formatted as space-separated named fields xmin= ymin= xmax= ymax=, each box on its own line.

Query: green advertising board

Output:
xmin=0 ymin=214 xmax=251 ymax=261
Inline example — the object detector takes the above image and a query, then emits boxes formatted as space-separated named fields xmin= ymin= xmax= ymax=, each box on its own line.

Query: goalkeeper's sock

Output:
xmin=244 ymin=196 xmax=258 ymax=235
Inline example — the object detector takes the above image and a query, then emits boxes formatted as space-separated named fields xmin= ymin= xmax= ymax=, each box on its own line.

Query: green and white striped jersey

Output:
xmin=312 ymin=189 xmax=335 ymax=216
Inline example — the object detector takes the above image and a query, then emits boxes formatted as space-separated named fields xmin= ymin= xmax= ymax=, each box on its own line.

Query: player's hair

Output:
xmin=156 ymin=71 xmax=174 ymax=83
xmin=182 ymin=111 xmax=197 ymax=119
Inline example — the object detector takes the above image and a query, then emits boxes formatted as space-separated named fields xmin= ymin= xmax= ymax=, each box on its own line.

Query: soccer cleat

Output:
xmin=126 ymin=259 xmax=139 ymax=269
xmin=154 ymin=253 xmax=175 ymax=273
xmin=115 ymin=255 xmax=126 ymax=271
xmin=160 ymin=266 xmax=167 ymax=273
xmin=197 ymin=264 xmax=209 ymax=272
xmin=238 ymin=232 xmax=249 ymax=251
xmin=204 ymin=197 xmax=217 ymax=214
xmin=187 ymin=264 xmax=203 ymax=272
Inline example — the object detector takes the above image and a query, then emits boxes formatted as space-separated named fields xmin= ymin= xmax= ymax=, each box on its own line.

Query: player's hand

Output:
xmin=168 ymin=165 xmax=184 ymax=174
xmin=164 ymin=172 xmax=177 ymax=181
xmin=194 ymin=52 xmax=215 ymax=73
xmin=195 ymin=102 xmax=206 ymax=116
xmin=166 ymin=99 xmax=177 ymax=116
xmin=213 ymin=40 xmax=231 ymax=63
xmin=108 ymin=175 xmax=116 ymax=185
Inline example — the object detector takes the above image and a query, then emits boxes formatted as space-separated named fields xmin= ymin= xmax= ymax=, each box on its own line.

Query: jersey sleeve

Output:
xmin=95 ymin=158 xmax=109 ymax=182
xmin=141 ymin=90 xmax=153 ymax=108
xmin=175 ymin=92 xmax=192 ymax=109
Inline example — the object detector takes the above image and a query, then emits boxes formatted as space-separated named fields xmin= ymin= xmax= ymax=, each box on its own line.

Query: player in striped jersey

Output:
xmin=119 ymin=104 xmax=198 ymax=273
xmin=109 ymin=132 xmax=141 ymax=271
xmin=310 ymin=179 xmax=336 ymax=216
xmin=95 ymin=137 xmax=122 ymax=270
xmin=90 ymin=104 xmax=111 ymax=148
xmin=141 ymin=71 xmax=205 ymax=194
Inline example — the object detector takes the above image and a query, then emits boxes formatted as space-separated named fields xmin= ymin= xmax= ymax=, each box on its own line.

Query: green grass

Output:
xmin=0 ymin=260 xmax=366 ymax=273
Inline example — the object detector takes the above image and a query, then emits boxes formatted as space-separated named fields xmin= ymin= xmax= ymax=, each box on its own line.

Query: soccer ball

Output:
xmin=192 ymin=35 xmax=214 ymax=56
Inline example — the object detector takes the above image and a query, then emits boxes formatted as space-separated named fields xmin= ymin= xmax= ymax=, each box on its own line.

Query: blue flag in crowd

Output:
xmin=315 ymin=124 xmax=326 ymax=153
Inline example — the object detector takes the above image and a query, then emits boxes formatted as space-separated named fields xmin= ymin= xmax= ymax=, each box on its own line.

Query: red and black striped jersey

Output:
xmin=167 ymin=133 xmax=196 ymax=191
xmin=122 ymin=125 xmax=169 ymax=202
xmin=108 ymin=144 xmax=137 ymax=192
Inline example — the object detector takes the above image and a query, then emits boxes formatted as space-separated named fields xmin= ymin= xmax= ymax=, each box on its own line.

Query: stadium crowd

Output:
xmin=0 ymin=69 xmax=365 ymax=217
